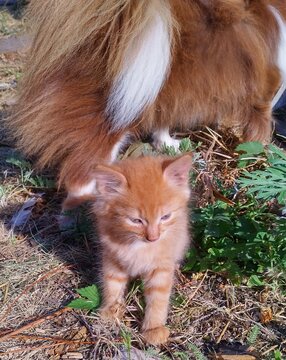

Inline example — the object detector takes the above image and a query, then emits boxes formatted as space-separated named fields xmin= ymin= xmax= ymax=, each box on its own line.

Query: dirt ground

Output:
xmin=0 ymin=5 xmax=285 ymax=360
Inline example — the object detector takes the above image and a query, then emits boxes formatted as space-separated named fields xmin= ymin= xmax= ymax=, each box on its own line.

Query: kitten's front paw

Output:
xmin=142 ymin=326 xmax=170 ymax=345
xmin=100 ymin=303 xmax=124 ymax=322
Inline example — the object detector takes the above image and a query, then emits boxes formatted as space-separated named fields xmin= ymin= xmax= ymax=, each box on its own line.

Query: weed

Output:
xmin=188 ymin=342 xmax=207 ymax=360
xmin=173 ymin=351 xmax=189 ymax=360
xmin=238 ymin=143 xmax=286 ymax=204
xmin=120 ymin=327 xmax=132 ymax=360
xmin=0 ymin=9 xmax=24 ymax=35
xmin=6 ymin=156 xmax=55 ymax=188
xmin=67 ymin=284 xmax=101 ymax=311
xmin=236 ymin=141 xmax=266 ymax=168
xmin=247 ymin=324 xmax=260 ymax=345
xmin=273 ymin=350 xmax=283 ymax=360
xmin=0 ymin=184 xmax=5 ymax=199
xmin=162 ymin=137 xmax=198 ymax=156
xmin=184 ymin=199 xmax=286 ymax=286
xmin=0 ymin=11 xmax=11 ymax=36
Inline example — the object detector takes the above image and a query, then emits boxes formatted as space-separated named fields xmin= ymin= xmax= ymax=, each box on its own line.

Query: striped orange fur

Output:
xmin=90 ymin=154 xmax=192 ymax=345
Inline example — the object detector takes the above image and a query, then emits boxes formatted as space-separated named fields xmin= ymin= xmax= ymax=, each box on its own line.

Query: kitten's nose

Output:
xmin=146 ymin=235 xmax=160 ymax=242
xmin=146 ymin=227 xmax=160 ymax=242
xmin=146 ymin=224 xmax=160 ymax=242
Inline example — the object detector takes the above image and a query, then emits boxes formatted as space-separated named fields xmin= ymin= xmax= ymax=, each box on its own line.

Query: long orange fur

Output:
xmin=9 ymin=0 xmax=286 ymax=194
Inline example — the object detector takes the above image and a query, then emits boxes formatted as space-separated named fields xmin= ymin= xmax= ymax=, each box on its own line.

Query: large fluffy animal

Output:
xmin=10 ymin=0 xmax=286 ymax=202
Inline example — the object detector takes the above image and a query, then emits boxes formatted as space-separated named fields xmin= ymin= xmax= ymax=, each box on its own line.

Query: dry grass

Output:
xmin=0 ymin=8 xmax=285 ymax=360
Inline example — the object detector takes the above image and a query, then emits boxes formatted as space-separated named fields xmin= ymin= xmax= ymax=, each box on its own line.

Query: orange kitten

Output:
xmin=87 ymin=154 xmax=192 ymax=345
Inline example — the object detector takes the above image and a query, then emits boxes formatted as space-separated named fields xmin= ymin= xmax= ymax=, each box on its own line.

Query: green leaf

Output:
xmin=236 ymin=142 xmax=265 ymax=167
xmin=268 ymin=144 xmax=286 ymax=161
xmin=274 ymin=350 xmax=282 ymax=360
xmin=77 ymin=284 xmax=100 ymax=304
xmin=67 ymin=285 xmax=101 ymax=310
xmin=179 ymin=138 xmax=194 ymax=152
xmin=67 ymin=298 xmax=97 ymax=310
xmin=163 ymin=145 xmax=178 ymax=156
xmin=278 ymin=191 xmax=286 ymax=204
xmin=236 ymin=142 xmax=264 ymax=156
xmin=188 ymin=343 xmax=208 ymax=360
xmin=6 ymin=157 xmax=31 ymax=170
xmin=247 ymin=275 xmax=265 ymax=287
xmin=247 ymin=325 xmax=260 ymax=345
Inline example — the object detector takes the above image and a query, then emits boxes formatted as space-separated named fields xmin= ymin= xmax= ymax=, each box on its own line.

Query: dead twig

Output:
xmin=187 ymin=271 xmax=208 ymax=305
xmin=0 ymin=307 xmax=71 ymax=342
xmin=0 ymin=341 xmax=90 ymax=356
xmin=10 ymin=333 xmax=96 ymax=345
xmin=0 ymin=282 xmax=9 ymax=304
xmin=216 ymin=320 xmax=231 ymax=344
xmin=0 ymin=264 xmax=72 ymax=323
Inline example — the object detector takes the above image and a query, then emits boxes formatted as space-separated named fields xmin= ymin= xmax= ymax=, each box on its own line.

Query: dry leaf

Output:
xmin=10 ymin=197 xmax=37 ymax=230
xmin=258 ymin=289 xmax=270 ymax=303
xmin=71 ymin=326 xmax=87 ymax=341
xmin=47 ymin=327 xmax=88 ymax=358
xmin=260 ymin=307 xmax=273 ymax=324
xmin=120 ymin=142 xmax=153 ymax=159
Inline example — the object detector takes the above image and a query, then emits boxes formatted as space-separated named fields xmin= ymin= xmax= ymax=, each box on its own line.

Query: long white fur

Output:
xmin=153 ymin=128 xmax=181 ymax=151
xmin=109 ymin=133 xmax=129 ymax=162
xmin=69 ymin=179 xmax=97 ymax=197
xmin=106 ymin=0 xmax=172 ymax=131
xmin=67 ymin=134 xmax=128 ymax=199
xmin=270 ymin=6 xmax=286 ymax=81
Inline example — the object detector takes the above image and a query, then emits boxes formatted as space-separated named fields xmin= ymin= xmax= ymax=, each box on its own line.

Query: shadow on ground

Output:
xmin=0 ymin=0 xmax=27 ymax=19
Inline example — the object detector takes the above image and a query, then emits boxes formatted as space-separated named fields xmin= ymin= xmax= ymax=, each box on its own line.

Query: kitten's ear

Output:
xmin=62 ymin=166 xmax=127 ymax=210
xmin=163 ymin=154 xmax=192 ymax=187
xmin=93 ymin=165 xmax=127 ymax=196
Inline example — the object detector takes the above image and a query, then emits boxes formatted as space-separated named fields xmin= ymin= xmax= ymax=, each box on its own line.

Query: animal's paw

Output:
xmin=99 ymin=303 xmax=124 ymax=322
xmin=153 ymin=137 xmax=181 ymax=152
xmin=142 ymin=326 xmax=170 ymax=345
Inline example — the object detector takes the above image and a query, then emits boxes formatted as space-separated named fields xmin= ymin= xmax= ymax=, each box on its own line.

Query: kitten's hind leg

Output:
xmin=152 ymin=128 xmax=181 ymax=151
xmin=142 ymin=267 xmax=174 ymax=345
xmin=100 ymin=257 xmax=129 ymax=321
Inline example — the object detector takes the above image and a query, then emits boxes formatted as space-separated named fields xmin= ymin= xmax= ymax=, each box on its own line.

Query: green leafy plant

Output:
xmin=173 ymin=351 xmax=189 ymax=360
xmin=162 ymin=137 xmax=198 ymax=156
xmin=188 ymin=343 xmax=208 ymax=360
xmin=67 ymin=284 xmax=101 ymax=311
xmin=273 ymin=350 xmax=283 ymax=360
xmin=247 ymin=275 xmax=265 ymax=287
xmin=6 ymin=157 xmax=55 ymax=188
xmin=236 ymin=141 xmax=265 ymax=168
xmin=120 ymin=328 xmax=132 ymax=360
xmin=247 ymin=324 xmax=260 ymax=345
xmin=185 ymin=199 xmax=286 ymax=286
xmin=238 ymin=143 xmax=286 ymax=204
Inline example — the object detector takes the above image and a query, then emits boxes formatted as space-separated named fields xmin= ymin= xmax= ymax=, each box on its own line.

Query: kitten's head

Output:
xmin=64 ymin=154 xmax=192 ymax=244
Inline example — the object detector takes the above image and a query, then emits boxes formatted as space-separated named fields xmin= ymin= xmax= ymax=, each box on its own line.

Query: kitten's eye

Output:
xmin=161 ymin=213 xmax=171 ymax=221
xmin=130 ymin=218 xmax=143 ymax=225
